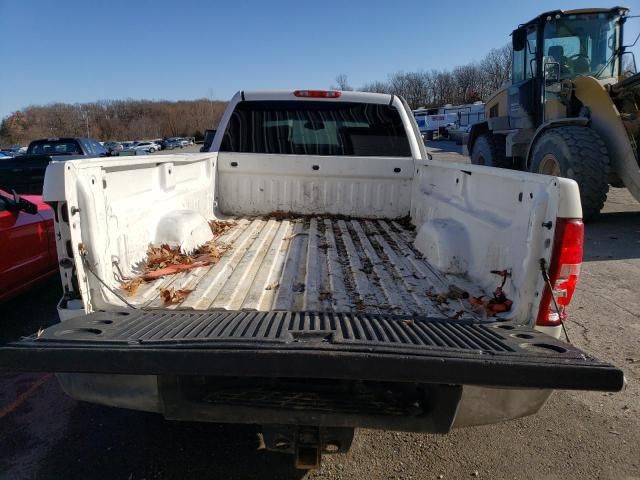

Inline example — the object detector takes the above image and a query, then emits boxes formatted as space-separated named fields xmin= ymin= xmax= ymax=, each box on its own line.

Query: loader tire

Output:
xmin=530 ymin=126 xmax=610 ymax=221
xmin=470 ymin=133 xmax=512 ymax=169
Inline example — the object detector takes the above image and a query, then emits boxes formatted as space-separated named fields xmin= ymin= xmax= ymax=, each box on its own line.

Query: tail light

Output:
xmin=293 ymin=90 xmax=341 ymax=98
xmin=536 ymin=218 xmax=584 ymax=326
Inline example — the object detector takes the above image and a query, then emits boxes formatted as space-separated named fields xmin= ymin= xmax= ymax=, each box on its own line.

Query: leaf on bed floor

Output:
xmin=120 ymin=239 xmax=229 ymax=292
xmin=209 ymin=220 xmax=236 ymax=237
xmin=319 ymin=291 xmax=332 ymax=300
xmin=141 ymin=261 xmax=210 ymax=281
xmin=145 ymin=244 xmax=197 ymax=271
xmin=193 ymin=242 xmax=223 ymax=261
xmin=268 ymin=210 xmax=295 ymax=221
xmin=121 ymin=278 xmax=143 ymax=295
xmin=159 ymin=287 xmax=193 ymax=304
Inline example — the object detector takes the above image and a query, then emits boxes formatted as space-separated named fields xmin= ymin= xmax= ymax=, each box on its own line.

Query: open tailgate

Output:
xmin=0 ymin=310 xmax=624 ymax=391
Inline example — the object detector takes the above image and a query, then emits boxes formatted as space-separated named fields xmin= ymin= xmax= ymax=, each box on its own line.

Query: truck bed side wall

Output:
xmin=44 ymin=153 xmax=217 ymax=311
xmin=410 ymin=159 xmax=570 ymax=324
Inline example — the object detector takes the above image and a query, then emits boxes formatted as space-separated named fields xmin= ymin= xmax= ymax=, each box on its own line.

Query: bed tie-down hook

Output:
xmin=490 ymin=269 xmax=512 ymax=289
xmin=469 ymin=269 xmax=513 ymax=315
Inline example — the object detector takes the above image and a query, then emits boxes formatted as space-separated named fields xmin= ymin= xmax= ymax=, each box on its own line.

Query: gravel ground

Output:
xmin=0 ymin=145 xmax=638 ymax=479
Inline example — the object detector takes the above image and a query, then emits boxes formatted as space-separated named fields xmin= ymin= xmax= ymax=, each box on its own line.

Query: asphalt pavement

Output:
xmin=0 ymin=142 xmax=638 ymax=479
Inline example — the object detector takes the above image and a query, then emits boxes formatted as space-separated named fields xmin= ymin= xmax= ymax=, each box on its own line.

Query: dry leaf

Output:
xmin=159 ymin=287 xmax=193 ymax=304
xmin=426 ymin=289 xmax=449 ymax=304
xmin=121 ymin=278 xmax=143 ymax=295
xmin=319 ymin=291 xmax=332 ymax=300
xmin=119 ymin=220 xmax=233 ymax=296
xmin=269 ymin=210 xmax=295 ymax=220
xmin=141 ymin=261 xmax=210 ymax=281
xmin=209 ymin=220 xmax=236 ymax=237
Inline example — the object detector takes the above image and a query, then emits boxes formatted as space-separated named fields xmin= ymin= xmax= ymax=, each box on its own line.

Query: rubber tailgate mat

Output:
xmin=0 ymin=310 xmax=624 ymax=391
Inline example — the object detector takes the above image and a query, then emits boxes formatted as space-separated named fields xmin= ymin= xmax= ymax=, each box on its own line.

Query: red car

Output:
xmin=0 ymin=189 xmax=58 ymax=302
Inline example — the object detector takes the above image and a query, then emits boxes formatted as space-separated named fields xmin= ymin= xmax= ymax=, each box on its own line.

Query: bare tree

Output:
xmin=357 ymin=43 xmax=513 ymax=108
xmin=481 ymin=44 xmax=512 ymax=93
xmin=331 ymin=74 xmax=353 ymax=91
xmin=360 ymin=80 xmax=390 ymax=94
xmin=452 ymin=64 xmax=486 ymax=104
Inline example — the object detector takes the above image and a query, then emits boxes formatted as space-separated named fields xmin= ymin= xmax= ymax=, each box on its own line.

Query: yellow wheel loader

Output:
xmin=468 ymin=7 xmax=640 ymax=220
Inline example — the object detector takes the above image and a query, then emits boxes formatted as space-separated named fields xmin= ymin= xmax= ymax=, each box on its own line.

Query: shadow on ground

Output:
xmin=584 ymin=210 xmax=640 ymax=261
xmin=36 ymin=401 xmax=306 ymax=480
xmin=425 ymin=139 xmax=462 ymax=154
xmin=0 ymin=277 xmax=60 ymax=344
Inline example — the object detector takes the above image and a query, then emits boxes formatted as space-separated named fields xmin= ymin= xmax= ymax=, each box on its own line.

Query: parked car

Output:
xmin=0 ymin=151 xmax=13 ymax=160
xmin=104 ymin=141 xmax=124 ymax=155
xmin=162 ymin=139 xmax=183 ymax=150
xmin=0 ymin=137 xmax=109 ymax=194
xmin=0 ymin=188 xmax=57 ymax=302
xmin=128 ymin=141 xmax=160 ymax=153
xmin=177 ymin=138 xmax=189 ymax=147
xmin=118 ymin=149 xmax=149 ymax=156
xmin=8 ymin=144 xmax=23 ymax=154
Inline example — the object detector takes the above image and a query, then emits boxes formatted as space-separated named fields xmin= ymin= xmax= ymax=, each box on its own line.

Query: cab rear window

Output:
xmin=28 ymin=140 xmax=81 ymax=155
xmin=220 ymin=101 xmax=411 ymax=156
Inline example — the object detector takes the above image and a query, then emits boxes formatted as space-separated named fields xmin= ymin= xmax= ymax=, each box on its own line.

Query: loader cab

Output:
xmin=510 ymin=7 xmax=627 ymax=126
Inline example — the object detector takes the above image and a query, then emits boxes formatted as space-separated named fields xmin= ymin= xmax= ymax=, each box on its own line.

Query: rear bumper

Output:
xmin=55 ymin=372 xmax=552 ymax=430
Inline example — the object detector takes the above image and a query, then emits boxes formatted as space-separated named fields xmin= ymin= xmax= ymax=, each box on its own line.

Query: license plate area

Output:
xmin=159 ymin=376 xmax=463 ymax=433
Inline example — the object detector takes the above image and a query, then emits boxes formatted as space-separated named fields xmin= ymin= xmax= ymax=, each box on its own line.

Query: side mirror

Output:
xmin=513 ymin=28 xmax=527 ymax=51
xmin=12 ymin=190 xmax=38 ymax=215
xmin=621 ymin=51 xmax=637 ymax=76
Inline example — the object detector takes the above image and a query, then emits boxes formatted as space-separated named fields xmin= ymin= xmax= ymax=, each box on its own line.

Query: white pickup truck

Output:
xmin=1 ymin=90 xmax=623 ymax=468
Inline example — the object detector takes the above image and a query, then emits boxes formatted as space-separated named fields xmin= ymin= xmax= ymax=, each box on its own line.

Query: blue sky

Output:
xmin=1 ymin=0 xmax=639 ymax=119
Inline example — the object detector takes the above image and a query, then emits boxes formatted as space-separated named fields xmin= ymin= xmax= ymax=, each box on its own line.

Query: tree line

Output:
xmin=336 ymin=45 xmax=513 ymax=109
xmin=0 ymin=98 xmax=227 ymax=147
xmin=1 ymin=44 xmax=512 ymax=146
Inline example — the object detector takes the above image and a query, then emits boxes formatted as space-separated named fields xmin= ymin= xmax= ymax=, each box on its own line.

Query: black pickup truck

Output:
xmin=0 ymin=137 xmax=109 ymax=194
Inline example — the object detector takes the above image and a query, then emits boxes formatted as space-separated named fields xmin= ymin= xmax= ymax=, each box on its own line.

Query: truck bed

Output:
xmin=121 ymin=216 xmax=483 ymax=319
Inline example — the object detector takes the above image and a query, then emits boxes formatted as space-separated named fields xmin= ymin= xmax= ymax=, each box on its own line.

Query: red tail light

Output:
xmin=536 ymin=218 xmax=584 ymax=326
xmin=293 ymin=90 xmax=341 ymax=98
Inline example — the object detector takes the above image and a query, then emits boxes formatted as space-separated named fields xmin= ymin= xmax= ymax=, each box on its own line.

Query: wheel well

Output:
xmin=467 ymin=122 xmax=489 ymax=154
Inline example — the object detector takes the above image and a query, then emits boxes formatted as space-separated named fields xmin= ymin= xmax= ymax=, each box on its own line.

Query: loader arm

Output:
xmin=574 ymin=75 xmax=640 ymax=204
